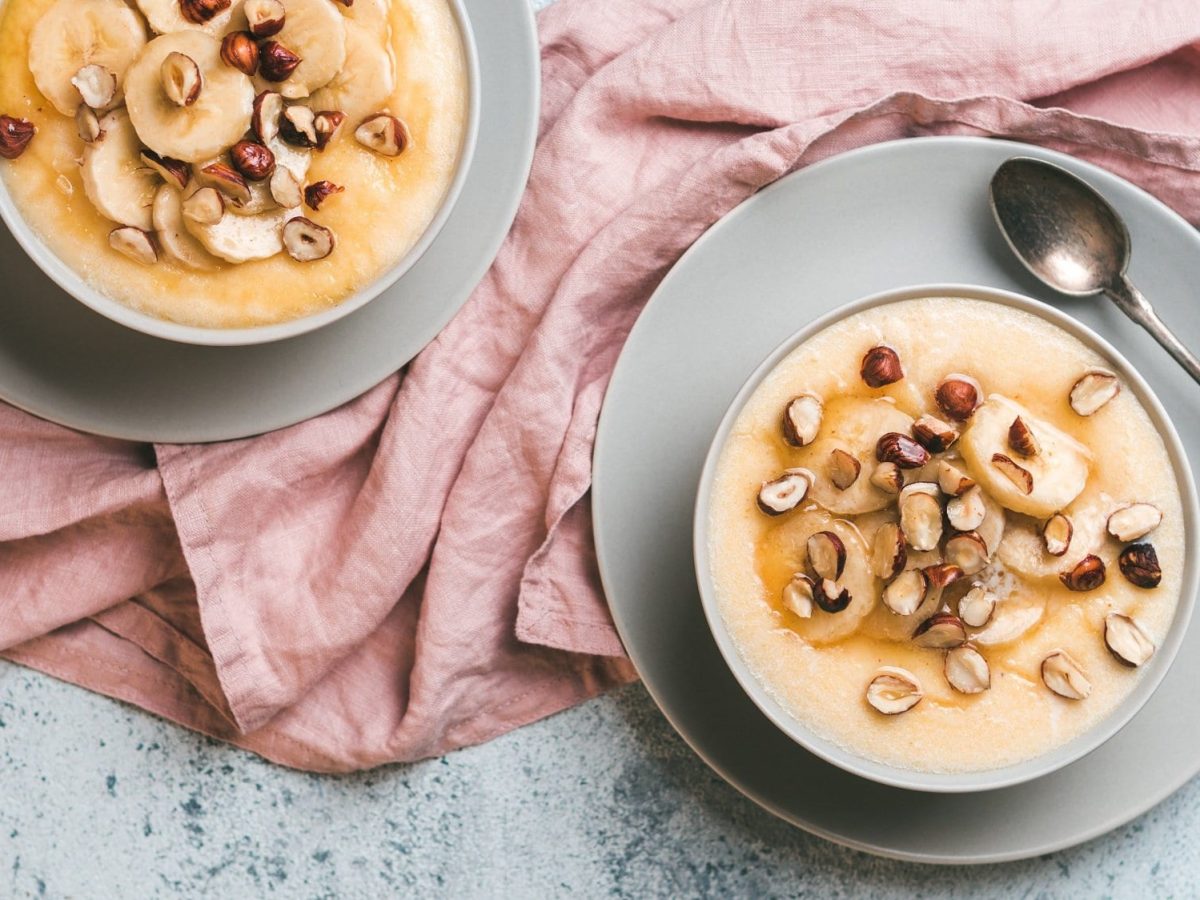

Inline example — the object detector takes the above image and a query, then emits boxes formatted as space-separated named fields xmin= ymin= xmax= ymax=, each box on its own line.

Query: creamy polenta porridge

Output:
xmin=708 ymin=297 xmax=1185 ymax=773
xmin=0 ymin=0 xmax=467 ymax=327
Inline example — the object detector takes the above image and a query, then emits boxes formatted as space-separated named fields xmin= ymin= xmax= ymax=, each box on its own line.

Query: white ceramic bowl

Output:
xmin=0 ymin=0 xmax=480 ymax=347
xmin=693 ymin=283 xmax=1199 ymax=793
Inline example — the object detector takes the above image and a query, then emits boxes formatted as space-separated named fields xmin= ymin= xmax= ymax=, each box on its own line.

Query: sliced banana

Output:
xmin=795 ymin=398 xmax=915 ymax=515
xmin=183 ymin=203 xmax=298 ymax=263
xmin=230 ymin=178 xmax=280 ymax=216
xmin=28 ymin=0 xmax=149 ymax=117
xmin=81 ymin=110 xmax=160 ymax=231
xmin=308 ymin=20 xmax=395 ymax=124
xmin=135 ymin=0 xmax=243 ymax=36
xmin=971 ymin=592 xmax=1045 ymax=646
xmin=975 ymin=489 xmax=1007 ymax=557
xmin=998 ymin=501 xmax=1110 ymax=581
xmin=766 ymin=510 xmax=876 ymax=644
xmin=253 ymin=0 xmax=347 ymax=100
xmin=152 ymin=184 xmax=220 ymax=269
xmin=958 ymin=395 xmax=1091 ymax=518
xmin=125 ymin=32 xmax=255 ymax=162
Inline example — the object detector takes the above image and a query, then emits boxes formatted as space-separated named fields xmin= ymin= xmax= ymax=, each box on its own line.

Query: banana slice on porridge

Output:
xmin=794 ymin=397 xmax=916 ymax=515
xmin=124 ymin=32 xmax=255 ymax=162
xmin=309 ymin=20 xmax=396 ymax=125
xmin=81 ymin=110 xmax=160 ymax=231
xmin=27 ymin=0 xmax=149 ymax=116
xmin=959 ymin=395 xmax=1091 ymax=518
xmin=251 ymin=0 xmax=347 ymax=100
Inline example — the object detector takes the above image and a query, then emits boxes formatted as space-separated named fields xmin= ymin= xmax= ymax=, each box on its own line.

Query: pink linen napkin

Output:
xmin=6 ymin=0 xmax=1200 ymax=772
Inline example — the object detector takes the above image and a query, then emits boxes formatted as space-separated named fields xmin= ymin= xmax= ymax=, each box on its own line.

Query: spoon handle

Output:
xmin=1105 ymin=275 xmax=1200 ymax=385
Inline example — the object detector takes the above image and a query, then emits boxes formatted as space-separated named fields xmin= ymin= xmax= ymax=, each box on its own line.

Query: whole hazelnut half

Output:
xmin=1118 ymin=542 xmax=1161 ymax=589
xmin=935 ymin=374 xmax=982 ymax=421
xmin=221 ymin=32 xmax=260 ymax=76
xmin=230 ymin=140 xmax=275 ymax=181
xmin=860 ymin=345 xmax=903 ymax=387
xmin=259 ymin=41 xmax=302 ymax=82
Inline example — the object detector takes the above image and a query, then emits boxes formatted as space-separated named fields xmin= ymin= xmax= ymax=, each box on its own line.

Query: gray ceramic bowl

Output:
xmin=0 ymin=0 xmax=480 ymax=347
xmin=693 ymin=283 xmax=1199 ymax=793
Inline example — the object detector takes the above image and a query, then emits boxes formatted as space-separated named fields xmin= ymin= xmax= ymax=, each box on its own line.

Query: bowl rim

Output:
xmin=0 ymin=0 xmax=482 ymax=347
xmin=692 ymin=282 xmax=1200 ymax=794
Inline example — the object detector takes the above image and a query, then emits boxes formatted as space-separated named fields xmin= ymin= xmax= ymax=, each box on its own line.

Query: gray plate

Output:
xmin=592 ymin=136 xmax=1200 ymax=863
xmin=0 ymin=0 xmax=538 ymax=444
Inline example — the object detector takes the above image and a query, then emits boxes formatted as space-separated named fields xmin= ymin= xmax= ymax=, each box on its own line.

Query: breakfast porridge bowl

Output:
xmin=694 ymin=283 xmax=1199 ymax=793
xmin=0 ymin=0 xmax=479 ymax=345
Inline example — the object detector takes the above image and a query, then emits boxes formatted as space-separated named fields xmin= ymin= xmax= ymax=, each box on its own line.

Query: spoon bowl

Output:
xmin=990 ymin=156 xmax=1200 ymax=384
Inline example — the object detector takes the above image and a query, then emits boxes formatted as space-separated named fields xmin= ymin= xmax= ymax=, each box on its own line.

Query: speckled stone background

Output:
xmin=5 ymin=1 xmax=1200 ymax=897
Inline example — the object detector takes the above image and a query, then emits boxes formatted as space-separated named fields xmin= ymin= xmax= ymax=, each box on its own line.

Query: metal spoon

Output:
xmin=989 ymin=156 xmax=1200 ymax=384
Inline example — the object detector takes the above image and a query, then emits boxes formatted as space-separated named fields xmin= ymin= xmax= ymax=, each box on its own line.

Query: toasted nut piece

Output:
xmin=108 ymin=227 xmax=158 ymax=265
xmin=1007 ymin=416 xmax=1040 ymax=458
xmin=814 ymin=578 xmax=851 ymax=613
xmin=871 ymin=522 xmax=907 ymax=580
xmin=71 ymin=64 xmax=116 ymax=110
xmin=807 ymin=530 xmax=847 ymax=581
xmin=280 ymin=105 xmax=318 ymax=147
xmin=181 ymin=0 xmax=232 ymax=23
xmin=283 ymin=216 xmax=336 ymax=262
xmin=1060 ymin=554 xmax=1106 ymax=592
xmin=781 ymin=393 xmax=822 ymax=447
xmin=866 ymin=667 xmax=923 ymax=715
xmin=0 ymin=115 xmax=36 ymax=160
xmin=259 ymin=41 xmax=303 ymax=82
xmin=221 ymin=32 xmax=260 ymax=77
xmin=935 ymin=373 xmax=982 ymax=421
xmin=314 ymin=110 xmax=347 ymax=151
xmin=1041 ymin=650 xmax=1091 ymax=699
xmin=991 ymin=452 xmax=1033 ymax=495
xmin=914 ymin=612 xmax=967 ymax=649
xmin=230 ymin=141 xmax=275 ymax=181
xmin=876 ymin=432 xmax=931 ymax=469
xmin=755 ymin=468 xmax=812 ymax=516
xmin=355 ymin=113 xmax=409 ymax=157
xmin=782 ymin=573 xmax=816 ymax=619
xmin=870 ymin=462 xmax=903 ymax=495
xmin=1118 ymin=542 xmax=1161 ymax=588
xmin=161 ymin=52 xmax=203 ymax=108
xmin=245 ymin=0 xmax=286 ymax=36
xmin=923 ymin=562 xmax=964 ymax=597
xmin=1042 ymin=513 xmax=1073 ymax=557
xmin=252 ymin=91 xmax=284 ymax=143
xmin=182 ymin=187 xmax=225 ymax=225
xmin=1106 ymin=503 xmax=1163 ymax=543
xmin=936 ymin=460 xmax=975 ymax=497
xmin=1069 ymin=369 xmax=1120 ymax=416
xmin=827 ymin=448 xmax=861 ymax=490
xmin=899 ymin=483 xmax=942 ymax=551
xmin=860 ymin=345 xmax=904 ymax=387
xmin=946 ymin=486 xmax=986 ymax=532
xmin=945 ymin=531 xmax=989 ymax=575
xmin=945 ymin=644 xmax=990 ymax=694
xmin=269 ymin=166 xmax=303 ymax=208
xmin=139 ymin=150 xmax=190 ymax=190
xmin=1104 ymin=613 xmax=1155 ymax=667
xmin=912 ymin=414 xmax=959 ymax=452
xmin=76 ymin=105 xmax=103 ymax=144
xmin=957 ymin=586 xmax=996 ymax=628
xmin=304 ymin=179 xmax=344 ymax=211
xmin=882 ymin=568 xmax=927 ymax=616
xmin=197 ymin=162 xmax=251 ymax=205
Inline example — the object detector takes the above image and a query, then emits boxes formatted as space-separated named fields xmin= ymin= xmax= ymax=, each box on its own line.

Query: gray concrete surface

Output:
xmin=5 ymin=0 xmax=1200 ymax=896
xmin=3 ymin=667 xmax=1200 ymax=898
